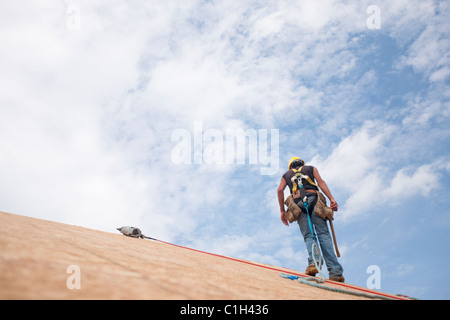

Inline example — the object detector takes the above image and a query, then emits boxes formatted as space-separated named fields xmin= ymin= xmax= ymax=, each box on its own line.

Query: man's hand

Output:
xmin=313 ymin=167 xmax=338 ymax=212
xmin=281 ymin=211 xmax=289 ymax=226
xmin=330 ymin=200 xmax=338 ymax=212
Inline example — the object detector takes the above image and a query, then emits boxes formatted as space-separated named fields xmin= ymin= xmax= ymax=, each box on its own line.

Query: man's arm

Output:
xmin=277 ymin=178 xmax=289 ymax=226
xmin=313 ymin=167 xmax=338 ymax=211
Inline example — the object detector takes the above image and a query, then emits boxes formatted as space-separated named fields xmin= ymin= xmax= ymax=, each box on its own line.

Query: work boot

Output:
xmin=305 ymin=264 xmax=318 ymax=276
xmin=329 ymin=275 xmax=345 ymax=283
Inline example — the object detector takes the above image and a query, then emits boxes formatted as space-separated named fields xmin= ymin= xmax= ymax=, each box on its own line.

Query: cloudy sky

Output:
xmin=1 ymin=0 xmax=449 ymax=299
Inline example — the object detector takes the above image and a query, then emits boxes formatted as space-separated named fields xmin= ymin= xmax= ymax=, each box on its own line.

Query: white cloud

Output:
xmin=311 ymin=121 xmax=447 ymax=220
xmin=430 ymin=67 xmax=450 ymax=83
xmin=384 ymin=164 xmax=439 ymax=198
xmin=311 ymin=122 xmax=388 ymax=218
xmin=394 ymin=1 xmax=450 ymax=82
xmin=312 ymin=122 xmax=390 ymax=188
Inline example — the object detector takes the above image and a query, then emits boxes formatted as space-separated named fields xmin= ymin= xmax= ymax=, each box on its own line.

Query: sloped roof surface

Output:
xmin=0 ymin=211 xmax=404 ymax=300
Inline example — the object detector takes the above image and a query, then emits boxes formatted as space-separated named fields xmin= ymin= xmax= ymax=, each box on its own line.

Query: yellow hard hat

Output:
xmin=288 ymin=157 xmax=304 ymax=169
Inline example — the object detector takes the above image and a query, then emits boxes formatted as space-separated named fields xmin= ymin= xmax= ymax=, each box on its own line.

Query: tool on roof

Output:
xmin=116 ymin=226 xmax=156 ymax=240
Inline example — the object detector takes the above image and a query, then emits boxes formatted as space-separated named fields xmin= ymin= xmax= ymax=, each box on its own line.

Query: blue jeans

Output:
xmin=296 ymin=194 xmax=344 ymax=278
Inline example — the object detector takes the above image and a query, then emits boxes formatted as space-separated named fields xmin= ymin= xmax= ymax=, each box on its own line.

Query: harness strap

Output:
xmin=291 ymin=166 xmax=318 ymax=194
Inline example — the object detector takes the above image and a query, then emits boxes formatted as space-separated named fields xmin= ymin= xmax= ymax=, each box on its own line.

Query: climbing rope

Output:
xmin=284 ymin=199 xmax=397 ymax=300
xmin=280 ymin=273 xmax=397 ymax=300
xmin=304 ymin=199 xmax=326 ymax=283
xmin=116 ymin=226 xmax=407 ymax=300
xmin=295 ymin=199 xmax=398 ymax=300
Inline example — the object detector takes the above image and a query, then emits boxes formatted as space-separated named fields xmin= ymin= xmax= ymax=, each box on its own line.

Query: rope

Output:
xmin=149 ymin=238 xmax=406 ymax=300
xmin=296 ymin=200 xmax=397 ymax=300
xmin=280 ymin=273 xmax=397 ymax=300
xmin=304 ymin=199 xmax=326 ymax=283
xmin=117 ymin=229 xmax=407 ymax=300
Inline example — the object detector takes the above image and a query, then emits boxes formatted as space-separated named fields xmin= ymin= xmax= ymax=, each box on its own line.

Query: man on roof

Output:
xmin=277 ymin=157 xmax=344 ymax=282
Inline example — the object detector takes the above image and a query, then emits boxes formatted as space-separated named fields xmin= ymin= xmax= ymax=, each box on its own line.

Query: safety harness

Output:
xmin=291 ymin=166 xmax=318 ymax=200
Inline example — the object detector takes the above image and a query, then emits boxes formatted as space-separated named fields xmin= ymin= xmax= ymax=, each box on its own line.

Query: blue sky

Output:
xmin=1 ymin=0 xmax=449 ymax=300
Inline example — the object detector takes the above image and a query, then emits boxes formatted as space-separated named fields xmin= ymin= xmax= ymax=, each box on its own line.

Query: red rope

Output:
xmin=154 ymin=239 xmax=406 ymax=300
